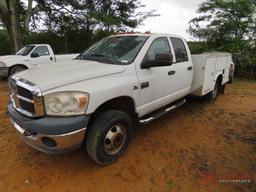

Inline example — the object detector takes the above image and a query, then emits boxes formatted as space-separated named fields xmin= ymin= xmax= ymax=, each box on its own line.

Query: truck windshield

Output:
xmin=77 ymin=36 xmax=148 ymax=65
xmin=16 ymin=45 xmax=35 ymax=56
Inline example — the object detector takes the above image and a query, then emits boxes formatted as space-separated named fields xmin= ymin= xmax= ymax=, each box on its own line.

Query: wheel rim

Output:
xmin=104 ymin=124 xmax=127 ymax=155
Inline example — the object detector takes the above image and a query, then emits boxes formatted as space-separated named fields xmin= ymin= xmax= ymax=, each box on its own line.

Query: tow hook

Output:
xmin=23 ymin=129 xmax=35 ymax=137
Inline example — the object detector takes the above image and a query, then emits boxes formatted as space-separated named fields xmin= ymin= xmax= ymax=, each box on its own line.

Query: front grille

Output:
xmin=9 ymin=76 xmax=44 ymax=117
xmin=19 ymin=99 xmax=35 ymax=113
xmin=17 ymin=85 xmax=33 ymax=99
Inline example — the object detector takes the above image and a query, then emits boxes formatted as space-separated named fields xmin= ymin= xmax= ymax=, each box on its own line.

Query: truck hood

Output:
xmin=16 ymin=60 xmax=126 ymax=91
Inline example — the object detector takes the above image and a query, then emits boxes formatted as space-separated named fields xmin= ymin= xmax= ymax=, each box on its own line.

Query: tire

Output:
xmin=205 ymin=80 xmax=220 ymax=102
xmin=228 ymin=76 xmax=233 ymax=84
xmin=86 ymin=110 xmax=133 ymax=165
xmin=219 ymin=84 xmax=226 ymax=94
xmin=9 ymin=65 xmax=27 ymax=77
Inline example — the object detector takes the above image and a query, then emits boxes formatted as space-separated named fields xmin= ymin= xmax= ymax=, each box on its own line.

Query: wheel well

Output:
xmin=216 ymin=74 xmax=223 ymax=85
xmin=8 ymin=64 xmax=28 ymax=76
xmin=89 ymin=96 xmax=138 ymax=126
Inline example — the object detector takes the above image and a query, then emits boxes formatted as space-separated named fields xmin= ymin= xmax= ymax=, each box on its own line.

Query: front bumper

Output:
xmin=8 ymin=103 xmax=90 ymax=154
xmin=0 ymin=67 xmax=8 ymax=77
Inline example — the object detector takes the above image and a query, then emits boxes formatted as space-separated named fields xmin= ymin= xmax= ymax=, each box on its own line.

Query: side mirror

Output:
xmin=75 ymin=54 xmax=82 ymax=60
xmin=141 ymin=53 xmax=173 ymax=69
xmin=31 ymin=52 xmax=40 ymax=58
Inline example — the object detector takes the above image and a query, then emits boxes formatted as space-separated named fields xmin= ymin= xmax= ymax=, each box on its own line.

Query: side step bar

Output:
xmin=139 ymin=99 xmax=186 ymax=124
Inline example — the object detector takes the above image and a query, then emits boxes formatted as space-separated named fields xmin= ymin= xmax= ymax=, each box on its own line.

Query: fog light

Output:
xmin=41 ymin=137 xmax=57 ymax=148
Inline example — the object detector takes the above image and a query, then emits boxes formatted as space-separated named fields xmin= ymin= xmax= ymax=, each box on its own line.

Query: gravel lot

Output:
xmin=0 ymin=79 xmax=255 ymax=192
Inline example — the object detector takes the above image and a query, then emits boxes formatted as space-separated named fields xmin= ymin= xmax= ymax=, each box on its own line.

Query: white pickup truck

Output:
xmin=0 ymin=44 xmax=78 ymax=77
xmin=8 ymin=33 xmax=234 ymax=165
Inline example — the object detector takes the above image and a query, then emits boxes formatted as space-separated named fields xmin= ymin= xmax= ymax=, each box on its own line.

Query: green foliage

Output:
xmin=0 ymin=30 xmax=11 ymax=55
xmin=31 ymin=0 xmax=157 ymax=34
xmin=0 ymin=0 xmax=158 ymax=52
xmin=0 ymin=29 xmax=112 ymax=55
xmin=188 ymin=0 xmax=256 ymax=78
xmin=187 ymin=41 xmax=211 ymax=54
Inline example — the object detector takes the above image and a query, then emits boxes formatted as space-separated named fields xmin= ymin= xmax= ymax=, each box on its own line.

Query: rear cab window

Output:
xmin=170 ymin=37 xmax=188 ymax=63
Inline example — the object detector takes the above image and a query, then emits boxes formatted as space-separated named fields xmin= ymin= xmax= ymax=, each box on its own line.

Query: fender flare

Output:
xmin=8 ymin=64 xmax=28 ymax=76
xmin=214 ymin=73 xmax=223 ymax=85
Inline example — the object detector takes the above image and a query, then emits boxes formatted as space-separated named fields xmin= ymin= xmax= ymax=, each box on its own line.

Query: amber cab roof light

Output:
xmin=112 ymin=31 xmax=151 ymax=35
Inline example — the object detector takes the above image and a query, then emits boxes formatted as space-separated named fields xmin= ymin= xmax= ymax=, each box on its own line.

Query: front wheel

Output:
xmin=86 ymin=110 xmax=133 ymax=165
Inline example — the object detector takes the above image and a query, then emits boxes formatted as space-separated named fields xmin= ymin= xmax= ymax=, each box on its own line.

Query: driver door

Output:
xmin=136 ymin=37 xmax=176 ymax=116
xmin=28 ymin=46 xmax=54 ymax=67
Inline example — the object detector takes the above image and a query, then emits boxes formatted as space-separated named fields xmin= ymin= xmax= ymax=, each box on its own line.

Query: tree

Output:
xmin=0 ymin=29 xmax=11 ymax=55
xmin=0 ymin=0 xmax=157 ymax=53
xmin=92 ymin=0 xmax=158 ymax=32
xmin=0 ymin=0 xmax=35 ymax=52
xmin=188 ymin=0 xmax=256 ymax=77
xmin=41 ymin=0 xmax=158 ymax=33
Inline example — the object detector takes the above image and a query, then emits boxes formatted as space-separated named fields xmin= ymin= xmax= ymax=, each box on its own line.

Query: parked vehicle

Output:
xmin=0 ymin=44 xmax=78 ymax=77
xmin=8 ymin=33 xmax=234 ymax=165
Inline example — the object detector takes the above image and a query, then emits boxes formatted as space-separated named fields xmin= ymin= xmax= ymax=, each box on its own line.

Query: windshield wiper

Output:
xmin=89 ymin=53 xmax=118 ymax=64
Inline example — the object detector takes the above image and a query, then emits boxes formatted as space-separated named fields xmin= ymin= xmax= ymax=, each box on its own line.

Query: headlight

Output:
xmin=0 ymin=62 xmax=6 ymax=67
xmin=44 ymin=91 xmax=89 ymax=116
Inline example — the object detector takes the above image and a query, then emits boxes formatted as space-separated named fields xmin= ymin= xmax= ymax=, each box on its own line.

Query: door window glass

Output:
xmin=170 ymin=37 xmax=188 ymax=63
xmin=146 ymin=37 xmax=171 ymax=61
xmin=32 ymin=46 xmax=50 ymax=56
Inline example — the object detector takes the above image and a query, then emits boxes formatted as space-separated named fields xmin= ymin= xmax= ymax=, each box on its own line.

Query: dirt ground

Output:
xmin=0 ymin=79 xmax=255 ymax=192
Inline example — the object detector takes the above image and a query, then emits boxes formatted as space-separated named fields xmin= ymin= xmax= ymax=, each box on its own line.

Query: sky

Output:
xmin=137 ymin=0 xmax=205 ymax=40
xmin=0 ymin=0 xmax=205 ymax=39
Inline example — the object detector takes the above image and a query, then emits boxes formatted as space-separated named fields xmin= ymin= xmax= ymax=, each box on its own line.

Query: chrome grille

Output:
xmin=9 ymin=76 xmax=45 ymax=117
xmin=17 ymin=85 xmax=33 ymax=99
xmin=19 ymin=99 xmax=35 ymax=114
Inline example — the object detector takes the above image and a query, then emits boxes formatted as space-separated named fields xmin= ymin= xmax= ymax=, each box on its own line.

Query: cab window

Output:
xmin=17 ymin=46 xmax=35 ymax=56
xmin=170 ymin=37 xmax=188 ymax=63
xmin=32 ymin=46 xmax=50 ymax=56
xmin=145 ymin=37 xmax=171 ymax=61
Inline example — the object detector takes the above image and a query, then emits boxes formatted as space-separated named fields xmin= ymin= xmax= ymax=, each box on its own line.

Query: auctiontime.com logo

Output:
xmin=199 ymin=173 xmax=255 ymax=186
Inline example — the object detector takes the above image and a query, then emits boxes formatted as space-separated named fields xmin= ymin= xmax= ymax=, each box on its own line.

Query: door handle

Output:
xmin=187 ymin=66 xmax=193 ymax=71
xmin=141 ymin=82 xmax=149 ymax=89
xmin=168 ymin=70 xmax=176 ymax=76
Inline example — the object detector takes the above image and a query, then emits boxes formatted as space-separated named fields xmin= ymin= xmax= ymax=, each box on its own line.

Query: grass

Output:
xmin=226 ymin=78 xmax=256 ymax=96
xmin=233 ymin=78 xmax=256 ymax=83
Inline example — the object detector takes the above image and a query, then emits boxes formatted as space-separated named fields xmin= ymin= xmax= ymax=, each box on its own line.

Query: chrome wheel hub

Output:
xmin=104 ymin=124 xmax=126 ymax=155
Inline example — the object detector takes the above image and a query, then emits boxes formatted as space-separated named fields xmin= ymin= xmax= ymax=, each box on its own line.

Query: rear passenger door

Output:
xmin=169 ymin=37 xmax=193 ymax=98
